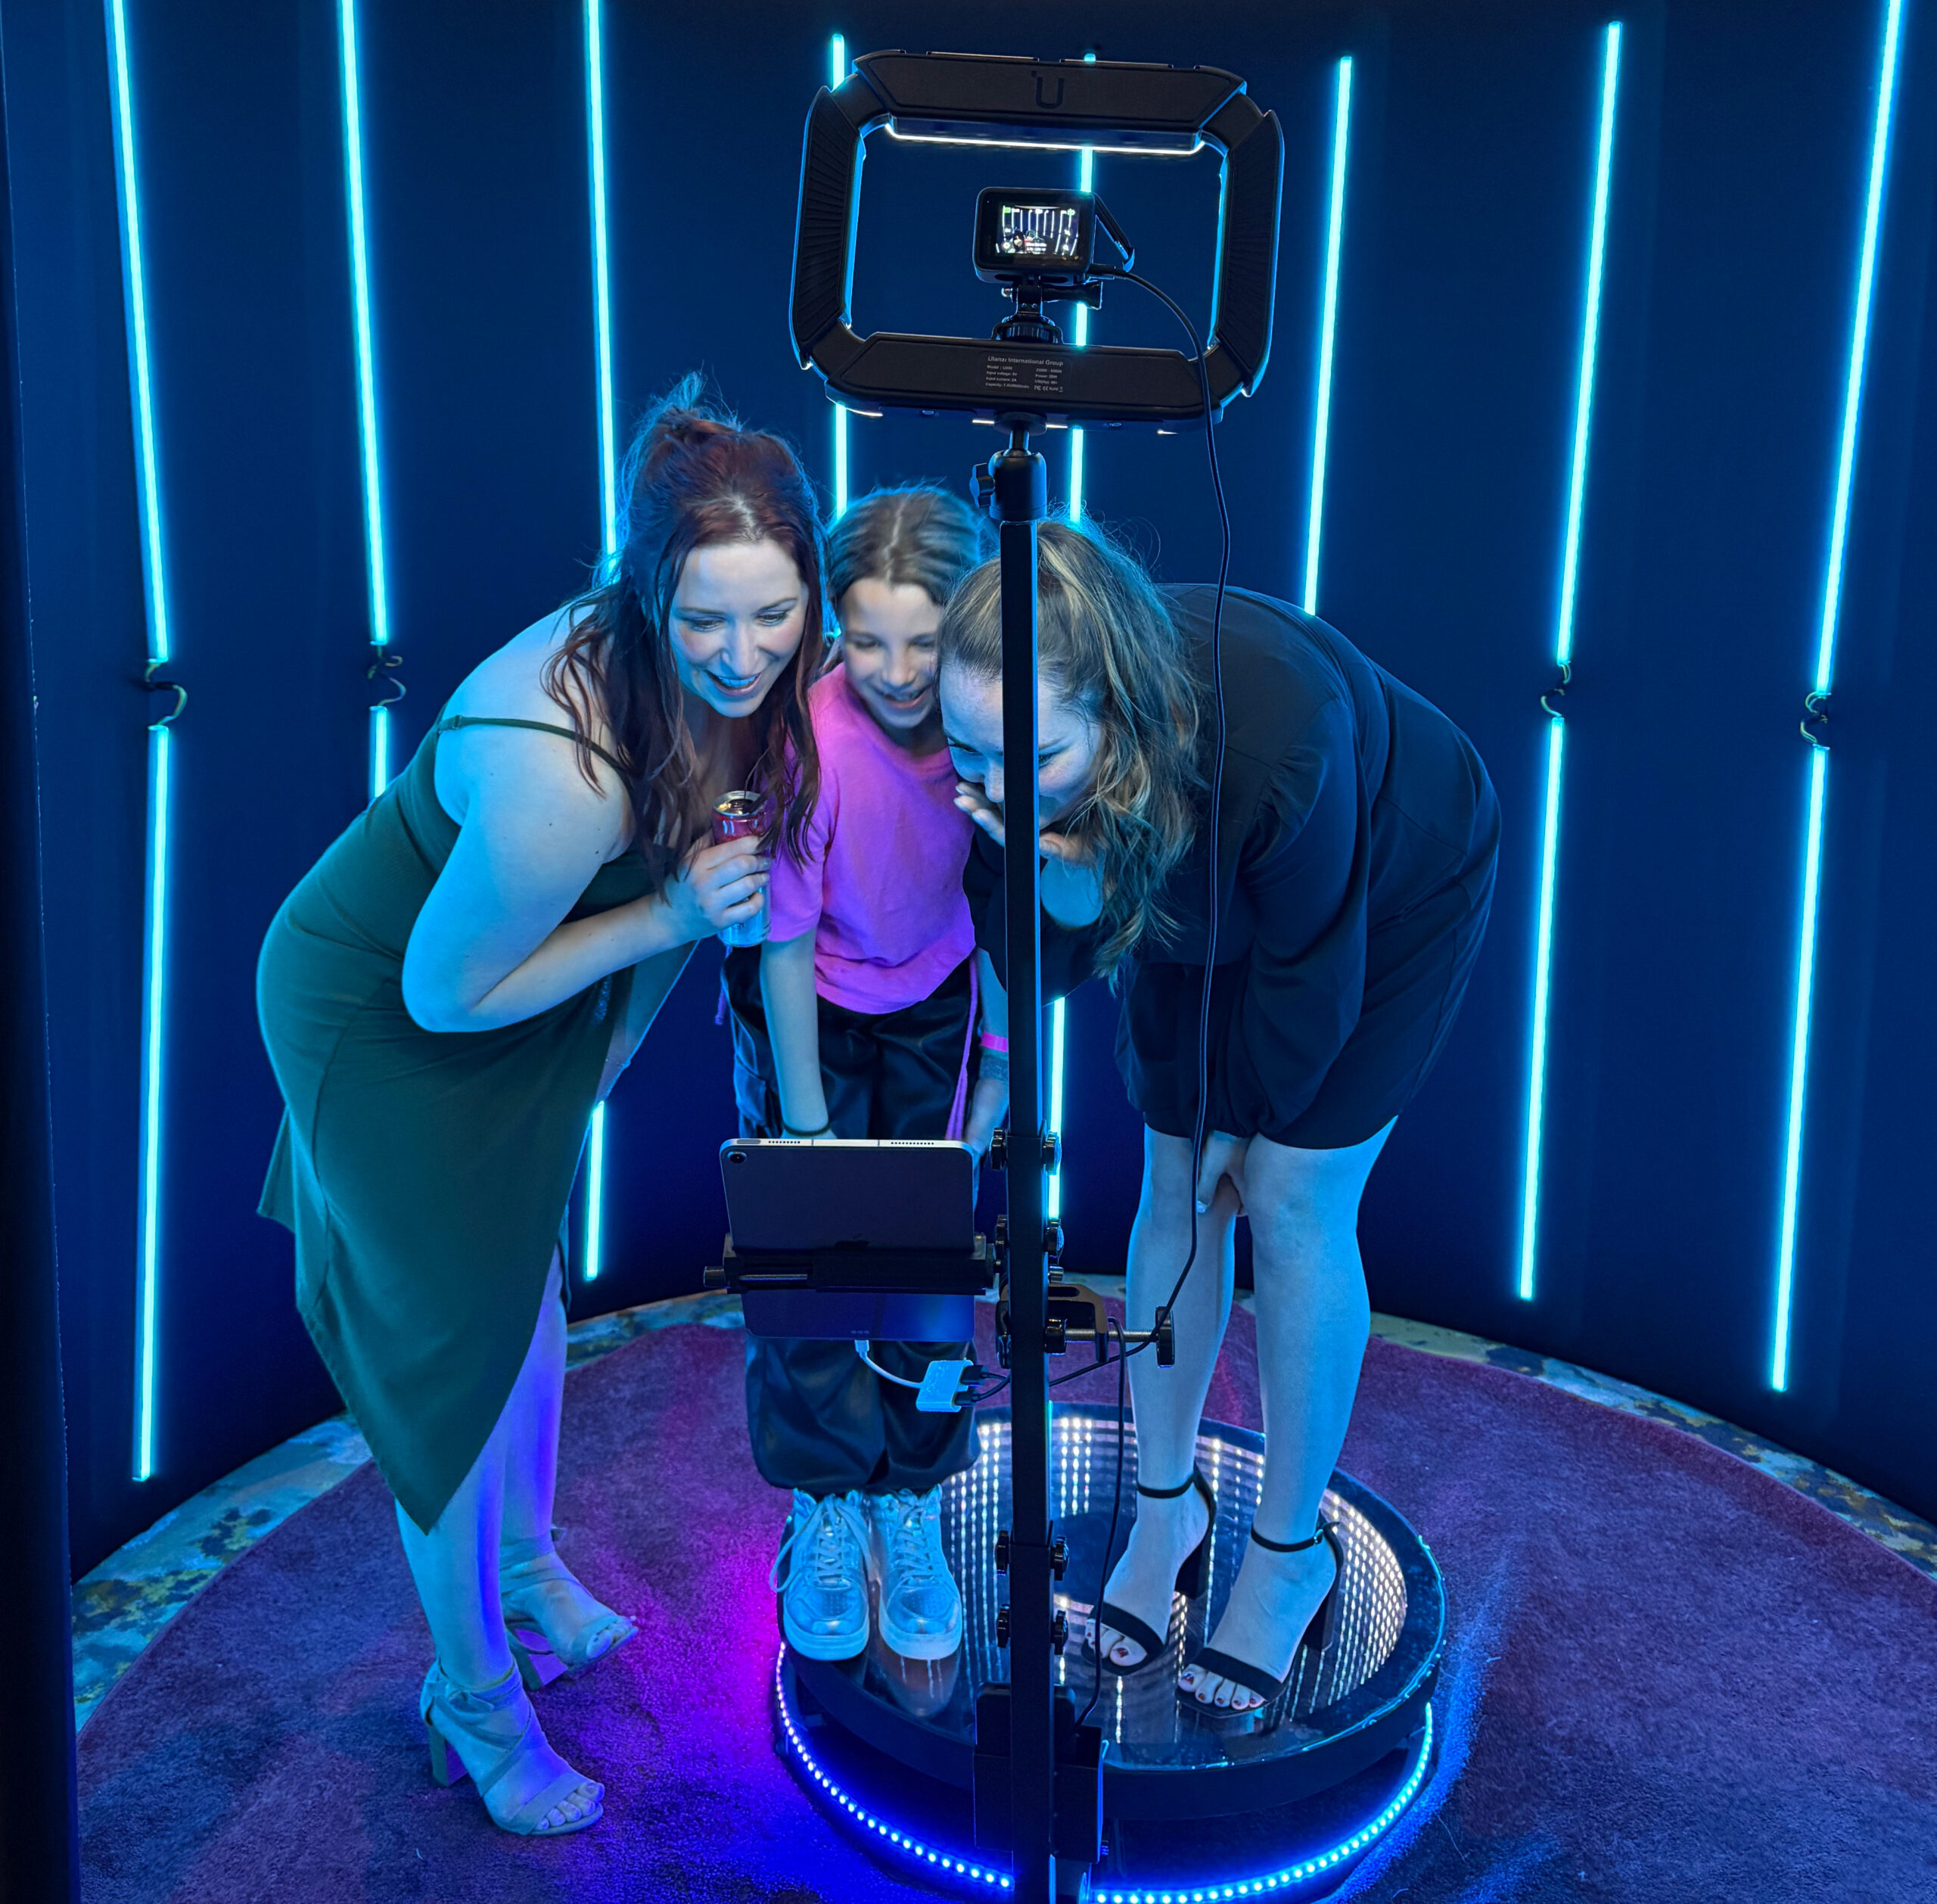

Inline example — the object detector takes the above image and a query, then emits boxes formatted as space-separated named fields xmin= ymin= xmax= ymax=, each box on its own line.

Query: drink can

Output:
xmin=711 ymin=790 xmax=773 ymax=843
xmin=712 ymin=791 xmax=773 ymax=947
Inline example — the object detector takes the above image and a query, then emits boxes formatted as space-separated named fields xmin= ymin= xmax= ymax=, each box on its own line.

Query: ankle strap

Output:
xmin=1249 ymin=1517 xmax=1334 ymax=1554
xmin=1136 ymin=1466 xmax=1205 ymax=1501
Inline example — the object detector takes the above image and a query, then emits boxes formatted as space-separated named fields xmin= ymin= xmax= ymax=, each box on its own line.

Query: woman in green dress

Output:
xmin=257 ymin=382 xmax=825 ymax=1836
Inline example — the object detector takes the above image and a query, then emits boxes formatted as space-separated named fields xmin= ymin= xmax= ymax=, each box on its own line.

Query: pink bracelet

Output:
xmin=979 ymin=1031 xmax=1009 ymax=1053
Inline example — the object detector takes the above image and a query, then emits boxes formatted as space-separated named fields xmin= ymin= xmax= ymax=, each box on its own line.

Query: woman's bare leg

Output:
xmin=1093 ymin=1128 xmax=1239 ymax=1668
xmin=496 ymin=958 xmax=687 ymax=1641
xmin=395 ymin=1273 xmax=600 ymax=1825
xmin=1179 ymin=1119 xmax=1394 ymax=1711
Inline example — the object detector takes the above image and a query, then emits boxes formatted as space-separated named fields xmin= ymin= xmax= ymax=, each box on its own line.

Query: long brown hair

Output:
xmin=939 ymin=520 xmax=1202 ymax=978
xmin=826 ymin=484 xmax=991 ymax=616
xmin=544 ymin=375 xmax=825 ymax=859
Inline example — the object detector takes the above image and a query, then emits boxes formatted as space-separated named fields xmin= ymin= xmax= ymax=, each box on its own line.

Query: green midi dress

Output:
xmin=257 ymin=714 xmax=660 ymax=1532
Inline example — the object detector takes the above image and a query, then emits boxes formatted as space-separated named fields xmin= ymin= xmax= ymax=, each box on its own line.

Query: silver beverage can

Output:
xmin=712 ymin=792 xmax=773 ymax=947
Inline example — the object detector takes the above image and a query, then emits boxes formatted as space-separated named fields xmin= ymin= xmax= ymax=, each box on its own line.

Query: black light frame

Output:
xmin=790 ymin=51 xmax=1284 ymax=425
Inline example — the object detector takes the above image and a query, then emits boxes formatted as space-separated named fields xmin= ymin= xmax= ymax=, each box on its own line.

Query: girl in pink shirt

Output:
xmin=723 ymin=486 xmax=1000 ymax=1667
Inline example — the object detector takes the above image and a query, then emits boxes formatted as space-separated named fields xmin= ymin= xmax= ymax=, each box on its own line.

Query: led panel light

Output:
xmin=337 ymin=0 xmax=393 ymax=802
xmin=1772 ymin=0 xmax=1904 ymax=1391
xmin=1301 ymin=58 xmax=1352 ymax=618
xmin=1516 ymin=22 xmax=1621 ymax=1305
xmin=107 ymin=0 xmax=172 ymax=1483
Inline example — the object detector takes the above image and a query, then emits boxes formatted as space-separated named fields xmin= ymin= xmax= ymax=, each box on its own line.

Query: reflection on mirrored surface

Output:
xmin=863 ymin=1408 xmax=1425 ymax=1768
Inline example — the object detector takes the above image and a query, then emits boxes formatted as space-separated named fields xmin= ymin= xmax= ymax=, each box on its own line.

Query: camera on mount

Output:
xmin=970 ymin=187 xmax=1133 ymax=347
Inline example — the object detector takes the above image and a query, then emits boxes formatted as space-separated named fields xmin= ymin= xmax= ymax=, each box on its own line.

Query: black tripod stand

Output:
xmin=971 ymin=417 xmax=1169 ymax=1902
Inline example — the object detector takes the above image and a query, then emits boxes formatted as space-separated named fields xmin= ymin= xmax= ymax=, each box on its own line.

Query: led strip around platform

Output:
xmin=1516 ymin=23 xmax=1622 ymax=1304
xmin=578 ymin=0 xmax=620 ymax=1282
xmin=775 ymin=1649 xmax=1013 ymax=1888
xmin=105 ymin=0 xmax=172 ymax=1485
xmin=777 ymin=1645 xmax=1433 ymax=1899
xmin=335 ymin=0 xmax=393 ymax=801
xmin=1770 ymin=0 xmax=1904 ymax=1392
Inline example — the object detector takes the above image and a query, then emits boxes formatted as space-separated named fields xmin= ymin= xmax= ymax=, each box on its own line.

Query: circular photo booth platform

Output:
xmin=779 ymin=1406 xmax=1445 ymax=1898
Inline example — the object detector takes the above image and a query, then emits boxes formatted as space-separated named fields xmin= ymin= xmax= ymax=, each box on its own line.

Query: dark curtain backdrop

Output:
xmin=2 ymin=0 xmax=1930 ymax=1576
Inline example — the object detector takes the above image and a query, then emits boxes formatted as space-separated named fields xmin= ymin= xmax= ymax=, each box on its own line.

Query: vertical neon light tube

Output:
xmin=1049 ymin=96 xmax=1094 ymax=1223
xmin=829 ymin=34 xmax=850 ymax=515
xmin=1771 ymin=0 xmax=1902 ymax=1392
xmin=107 ymin=0 xmax=170 ymax=1482
xmin=1517 ymin=23 xmax=1621 ymax=1305
xmin=1046 ymin=999 xmax=1067 ymax=1222
xmin=1301 ymin=58 xmax=1352 ymax=617
xmin=581 ymin=0 xmax=620 ymax=1282
xmin=337 ymin=0 xmax=391 ymax=801
xmin=1068 ymin=61 xmax=1096 ymax=524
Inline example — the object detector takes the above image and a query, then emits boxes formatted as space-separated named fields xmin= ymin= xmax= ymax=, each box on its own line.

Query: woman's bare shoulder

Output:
xmin=443 ymin=607 xmax=585 ymax=724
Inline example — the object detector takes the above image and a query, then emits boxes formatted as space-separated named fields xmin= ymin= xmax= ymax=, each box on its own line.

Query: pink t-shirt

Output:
xmin=766 ymin=664 xmax=975 ymax=1015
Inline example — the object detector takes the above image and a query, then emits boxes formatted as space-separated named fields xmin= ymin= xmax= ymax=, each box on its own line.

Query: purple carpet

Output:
xmin=78 ymin=1309 xmax=1937 ymax=1902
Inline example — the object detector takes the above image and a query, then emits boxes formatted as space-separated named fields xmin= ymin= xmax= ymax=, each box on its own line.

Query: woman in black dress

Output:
xmin=940 ymin=521 xmax=1497 ymax=1715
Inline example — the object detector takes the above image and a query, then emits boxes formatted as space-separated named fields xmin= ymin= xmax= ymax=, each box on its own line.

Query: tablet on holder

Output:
xmin=704 ymin=1138 xmax=996 ymax=1339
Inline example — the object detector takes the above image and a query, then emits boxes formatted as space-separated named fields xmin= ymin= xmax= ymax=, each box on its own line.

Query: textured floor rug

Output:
xmin=77 ymin=1307 xmax=1937 ymax=1903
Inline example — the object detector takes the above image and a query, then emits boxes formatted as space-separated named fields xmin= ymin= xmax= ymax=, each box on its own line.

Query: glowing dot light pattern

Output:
xmin=106 ymin=0 xmax=172 ymax=1484
xmin=1516 ymin=21 xmax=1621 ymax=1304
xmin=334 ymin=0 xmax=393 ymax=801
xmin=580 ymin=0 xmax=620 ymax=1281
xmin=1771 ymin=0 xmax=1904 ymax=1392
xmin=777 ymin=1646 xmax=1434 ymax=1899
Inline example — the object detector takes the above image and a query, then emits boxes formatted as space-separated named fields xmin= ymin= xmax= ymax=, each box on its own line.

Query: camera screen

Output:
xmin=996 ymin=201 xmax=1083 ymax=263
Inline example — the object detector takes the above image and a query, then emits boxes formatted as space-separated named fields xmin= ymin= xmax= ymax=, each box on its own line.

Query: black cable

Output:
xmin=1090 ymin=263 xmax=1233 ymax=1367
xmin=1075 ymin=1316 xmax=1127 ymax=1730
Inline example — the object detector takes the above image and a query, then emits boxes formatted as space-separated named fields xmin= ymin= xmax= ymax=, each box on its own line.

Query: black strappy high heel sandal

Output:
xmin=1090 ymin=1465 xmax=1217 ymax=1676
xmin=1182 ymin=1517 xmax=1343 ymax=1711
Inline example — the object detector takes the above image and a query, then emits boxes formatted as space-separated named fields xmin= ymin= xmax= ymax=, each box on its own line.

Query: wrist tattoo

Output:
xmin=977 ymin=1050 xmax=1010 ymax=1085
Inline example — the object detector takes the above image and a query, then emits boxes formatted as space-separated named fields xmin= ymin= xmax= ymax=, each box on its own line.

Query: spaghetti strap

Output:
xmin=435 ymin=713 xmax=630 ymax=781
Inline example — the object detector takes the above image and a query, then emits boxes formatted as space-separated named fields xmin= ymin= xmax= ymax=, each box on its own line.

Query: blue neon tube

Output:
xmin=336 ymin=0 xmax=393 ymax=804
xmin=1771 ymin=0 xmax=1904 ymax=1392
xmin=107 ymin=0 xmax=171 ymax=1482
xmin=829 ymin=34 xmax=850 ymax=515
xmin=1067 ymin=65 xmax=1095 ymax=524
xmin=580 ymin=0 xmax=623 ymax=1281
xmin=1301 ymin=57 xmax=1352 ymax=618
xmin=1516 ymin=22 xmax=1621 ymax=1305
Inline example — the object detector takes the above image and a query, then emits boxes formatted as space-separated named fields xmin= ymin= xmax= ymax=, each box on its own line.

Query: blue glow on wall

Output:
xmin=1301 ymin=57 xmax=1351 ymax=618
xmin=1771 ymin=0 xmax=1904 ymax=1393
xmin=580 ymin=0 xmax=623 ymax=1282
xmin=336 ymin=0 xmax=393 ymax=801
xmin=829 ymin=33 xmax=850 ymax=516
xmin=1517 ymin=21 xmax=1621 ymax=1305
xmin=106 ymin=0 xmax=170 ymax=1483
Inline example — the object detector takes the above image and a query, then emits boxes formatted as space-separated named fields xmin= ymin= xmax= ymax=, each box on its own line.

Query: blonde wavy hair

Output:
xmin=939 ymin=521 xmax=1202 ymax=978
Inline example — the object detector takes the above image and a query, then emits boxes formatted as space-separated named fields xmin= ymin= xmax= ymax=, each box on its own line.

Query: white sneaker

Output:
xmin=866 ymin=1486 xmax=964 ymax=1661
xmin=771 ymin=1489 xmax=871 ymax=1660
